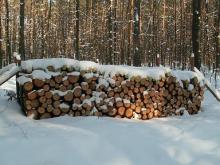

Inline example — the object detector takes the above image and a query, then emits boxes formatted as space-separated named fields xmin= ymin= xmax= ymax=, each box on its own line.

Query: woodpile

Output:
xmin=17 ymin=63 xmax=205 ymax=120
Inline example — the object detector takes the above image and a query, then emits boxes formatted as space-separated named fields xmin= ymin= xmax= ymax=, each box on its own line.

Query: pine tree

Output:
xmin=192 ymin=0 xmax=201 ymax=70
xmin=19 ymin=0 xmax=25 ymax=61
xmin=133 ymin=0 xmax=141 ymax=66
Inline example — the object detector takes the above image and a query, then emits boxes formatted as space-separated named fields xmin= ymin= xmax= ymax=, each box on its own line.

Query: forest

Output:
xmin=0 ymin=0 xmax=219 ymax=70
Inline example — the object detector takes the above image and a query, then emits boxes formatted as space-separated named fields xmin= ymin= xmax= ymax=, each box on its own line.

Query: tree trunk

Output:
xmin=133 ymin=0 xmax=141 ymax=66
xmin=19 ymin=0 xmax=25 ymax=61
xmin=108 ymin=0 xmax=113 ymax=64
xmin=5 ymin=0 xmax=11 ymax=64
xmin=0 ymin=0 xmax=3 ymax=68
xmin=192 ymin=0 xmax=201 ymax=70
xmin=215 ymin=0 xmax=220 ymax=69
xmin=75 ymin=0 xmax=80 ymax=60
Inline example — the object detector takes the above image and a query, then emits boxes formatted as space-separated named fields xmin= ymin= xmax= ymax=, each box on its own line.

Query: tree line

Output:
xmin=0 ymin=0 xmax=219 ymax=70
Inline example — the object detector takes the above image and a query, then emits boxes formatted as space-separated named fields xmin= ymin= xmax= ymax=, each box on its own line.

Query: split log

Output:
xmin=33 ymin=79 xmax=44 ymax=88
xmin=117 ymin=107 xmax=125 ymax=116
xmin=23 ymin=81 xmax=33 ymax=92
xmin=52 ymin=108 xmax=61 ymax=116
xmin=68 ymin=74 xmax=79 ymax=83
xmin=45 ymin=91 xmax=53 ymax=99
xmin=125 ymin=108 xmax=133 ymax=118
xmin=37 ymin=107 xmax=45 ymax=114
xmin=27 ymin=91 xmax=37 ymax=100
xmin=64 ymin=91 xmax=73 ymax=102
xmin=73 ymin=86 xmax=82 ymax=97
xmin=52 ymin=93 xmax=60 ymax=101
xmin=54 ymin=75 xmax=63 ymax=84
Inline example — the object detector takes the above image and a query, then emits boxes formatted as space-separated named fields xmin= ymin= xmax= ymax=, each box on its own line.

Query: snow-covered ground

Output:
xmin=0 ymin=77 xmax=220 ymax=165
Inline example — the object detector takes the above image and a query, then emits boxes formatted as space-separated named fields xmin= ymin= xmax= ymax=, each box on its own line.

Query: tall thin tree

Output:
xmin=19 ymin=0 xmax=25 ymax=61
xmin=75 ymin=0 xmax=80 ymax=60
xmin=215 ymin=0 xmax=220 ymax=69
xmin=133 ymin=0 xmax=141 ymax=66
xmin=192 ymin=0 xmax=201 ymax=70
xmin=0 ymin=0 xmax=2 ymax=68
xmin=4 ymin=0 xmax=11 ymax=64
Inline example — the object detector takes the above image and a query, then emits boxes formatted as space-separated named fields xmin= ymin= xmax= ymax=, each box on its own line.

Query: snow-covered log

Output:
xmin=17 ymin=59 xmax=205 ymax=120
xmin=0 ymin=64 xmax=20 ymax=85
xmin=194 ymin=67 xmax=220 ymax=101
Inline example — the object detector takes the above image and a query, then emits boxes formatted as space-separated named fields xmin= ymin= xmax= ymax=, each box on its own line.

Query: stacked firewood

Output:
xmin=17 ymin=66 xmax=205 ymax=120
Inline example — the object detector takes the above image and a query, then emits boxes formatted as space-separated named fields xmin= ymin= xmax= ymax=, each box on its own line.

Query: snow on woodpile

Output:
xmin=17 ymin=58 xmax=205 ymax=120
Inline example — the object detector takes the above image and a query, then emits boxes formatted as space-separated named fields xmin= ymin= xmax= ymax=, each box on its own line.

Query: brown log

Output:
xmin=33 ymin=79 xmax=45 ymax=88
xmin=43 ymin=84 xmax=50 ymax=91
xmin=127 ymin=90 xmax=133 ymax=96
xmin=108 ymin=108 xmax=117 ymax=117
xmin=23 ymin=81 xmax=33 ymax=92
xmin=119 ymin=92 xmax=125 ymax=98
xmin=116 ymin=100 xmax=123 ymax=108
xmin=154 ymin=110 xmax=161 ymax=117
xmin=25 ymin=99 xmax=32 ymax=105
xmin=42 ymin=103 xmax=48 ymax=108
xmin=37 ymin=89 xmax=45 ymax=97
xmin=85 ymin=88 xmax=92 ymax=95
xmin=54 ymin=75 xmax=63 ymax=84
xmin=141 ymin=108 xmax=151 ymax=115
xmin=39 ymin=96 xmax=46 ymax=103
xmin=64 ymin=91 xmax=73 ymax=102
xmin=63 ymin=79 xmax=70 ymax=86
xmin=68 ymin=75 xmax=79 ymax=83
xmin=117 ymin=107 xmax=125 ymax=116
xmin=52 ymin=93 xmax=60 ymax=101
xmin=82 ymin=102 xmax=92 ymax=111
xmin=125 ymin=108 xmax=133 ymax=118
xmin=148 ymin=112 xmax=154 ymax=119
xmin=73 ymin=86 xmax=82 ymax=97
xmin=123 ymin=99 xmax=131 ymax=108
xmin=73 ymin=98 xmax=81 ymax=104
xmin=135 ymin=106 xmax=141 ymax=113
xmin=53 ymin=100 xmax=60 ymax=108
xmin=52 ymin=108 xmax=61 ymax=116
xmin=142 ymin=114 xmax=148 ymax=120
xmin=59 ymin=85 xmax=67 ymax=92
xmin=47 ymin=105 xmax=54 ymax=112
xmin=37 ymin=107 xmax=45 ymax=114
xmin=81 ymin=82 xmax=89 ymax=91
xmin=49 ymin=79 xmax=56 ymax=87
xmin=31 ymin=99 xmax=40 ymax=108
xmin=45 ymin=91 xmax=53 ymax=99
xmin=135 ymin=82 xmax=141 ymax=88
xmin=130 ymin=104 xmax=136 ymax=110
xmin=25 ymin=104 xmax=32 ymax=110
xmin=27 ymin=91 xmax=37 ymax=100
xmin=55 ymin=83 xmax=60 ymax=89
xmin=67 ymin=84 xmax=73 ymax=90
xmin=60 ymin=107 xmax=70 ymax=113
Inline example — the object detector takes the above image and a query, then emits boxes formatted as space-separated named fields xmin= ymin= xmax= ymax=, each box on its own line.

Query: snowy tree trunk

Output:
xmin=75 ymin=0 xmax=80 ymax=60
xmin=5 ymin=0 xmax=11 ymax=64
xmin=108 ymin=0 xmax=113 ymax=64
xmin=215 ymin=0 xmax=220 ymax=69
xmin=19 ymin=0 xmax=25 ymax=61
xmin=192 ymin=0 xmax=201 ymax=70
xmin=0 ymin=0 xmax=2 ymax=69
xmin=133 ymin=0 xmax=141 ymax=67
